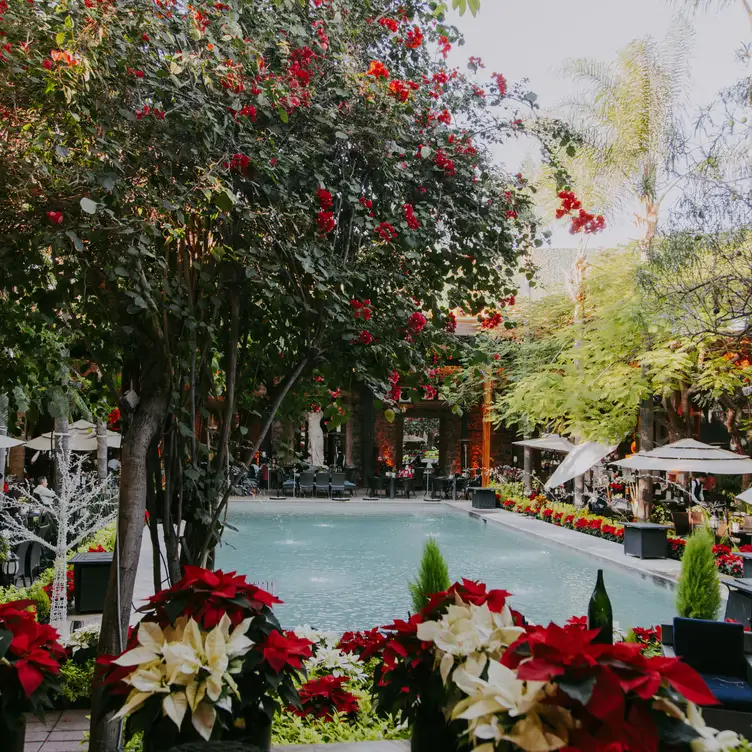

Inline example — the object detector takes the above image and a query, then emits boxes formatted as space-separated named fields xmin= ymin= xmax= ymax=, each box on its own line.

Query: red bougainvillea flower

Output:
xmin=317 ymin=210 xmax=336 ymax=235
xmin=316 ymin=187 xmax=333 ymax=210
xmin=338 ymin=627 xmax=387 ymax=661
xmin=127 ymin=67 xmax=145 ymax=78
xmin=445 ymin=311 xmax=457 ymax=333
xmin=142 ymin=33 xmax=150 ymax=41
xmin=366 ymin=60 xmax=389 ymax=79
xmin=388 ymin=80 xmax=412 ymax=102
xmin=294 ymin=675 xmax=360 ymax=720
xmin=434 ymin=149 xmax=455 ymax=176
xmin=261 ymin=629 xmax=313 ymax=672
xmin=225 ymin=153 xmax=250 ymax=172
xmin=350 ymin=299 xmax=372 ymax=320
xmin=359 ymin=330 xmax=373 ymax=345
xmin=437 ymin=108 xmax=451 ymax=125
xmin=46 ymin=211 xmax=63 ymax=224
xmin=407 ymin=311 xmax=427 ymax=334
xmin=42 ymin=58 xmax=54 ymax=70
xmin=480 ymin=310 xmax=503 ymax=329
xmin=374 ymin=221 xmax=397 ymax=242
xmin=378 ymin=17 xmax=399 ymax=32
xmin=493 ymin=72 xmax=507 ymax=96
xmin=140 ymin=566 xmax=281 ymax=628
xmin=438 ymin=35 xmax=451 ymax=58
xmin=405 ymin=26 xmax=424 ymax=48
xmin=403 ymin=203 xmax=420 ymax=229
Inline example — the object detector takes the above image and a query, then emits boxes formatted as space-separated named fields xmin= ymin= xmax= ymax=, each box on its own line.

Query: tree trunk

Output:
xmin=0 ymin=394 xmax=8 ymax=486
xmin=89 ymin=379 xmax=168 ymax=752
xmin=637 ymin=398 xmax=654 ymax=520
xmin=54 ymin=417 xmax=70 ymax=494
xmin=146 ymin=439 xmax=162 ymax=594
xmin=523 ymin=446 xmax=534 ymax=495
xmin=162 ymin=427 xmax=181 ymax=585
xmin=96 ymin=421 xmax=108 ymax=480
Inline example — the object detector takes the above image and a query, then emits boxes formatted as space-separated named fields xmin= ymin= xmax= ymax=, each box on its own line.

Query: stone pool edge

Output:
xmin=444 ymin=500 xmax=683 ymax=592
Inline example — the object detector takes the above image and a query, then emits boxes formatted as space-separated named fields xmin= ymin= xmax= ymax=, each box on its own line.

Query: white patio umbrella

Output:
xmin=610 ymin=439 xmax=752 ymax=474
xmin=544 ymin=442 xmax=618 ymax=489
xmin=737 ymin=487 xmax=752 ymax=505
xmin=513 ymin=434 xmax=575 ymax=453
xmin=0 ymin=435 xmax=25 ymax=449
xmin=25 ymin=426 xmax=121 ymax=452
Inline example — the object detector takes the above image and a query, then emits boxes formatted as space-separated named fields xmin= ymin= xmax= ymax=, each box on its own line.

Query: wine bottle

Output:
xmin=587 ymin=569 xmax=613 ymax=645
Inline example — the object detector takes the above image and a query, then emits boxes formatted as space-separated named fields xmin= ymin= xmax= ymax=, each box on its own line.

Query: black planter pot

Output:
xmin=1 ymin=716 xmax=26 ymax=752
xmin=411 ymin=704 xmax=459 ymax=752
xmin=242 ymin=707 xmax=272 ymax=752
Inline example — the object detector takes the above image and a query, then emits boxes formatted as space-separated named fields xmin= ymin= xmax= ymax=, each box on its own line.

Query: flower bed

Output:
xmin=498 ymin=494 xmax=745 ymax=576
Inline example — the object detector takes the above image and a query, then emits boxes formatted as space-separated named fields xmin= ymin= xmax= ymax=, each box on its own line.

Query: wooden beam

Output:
xmin=482 ymin=380 xmax=492 ymax=486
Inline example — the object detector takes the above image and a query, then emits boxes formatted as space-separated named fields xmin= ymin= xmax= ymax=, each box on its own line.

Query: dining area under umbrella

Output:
xmin=25 ymin=420 xmax=121 ymax=452
xmin=610 ymin=439 xmax=752 ymax=475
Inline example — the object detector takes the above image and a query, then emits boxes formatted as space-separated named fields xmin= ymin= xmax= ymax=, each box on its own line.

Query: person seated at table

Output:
xmin=398 ymin=463 xmax=414 ymax=479
xmin=33 ymin=476 xmax=56 ymax=502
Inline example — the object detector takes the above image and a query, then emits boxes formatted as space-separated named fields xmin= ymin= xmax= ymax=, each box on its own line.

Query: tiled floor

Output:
xmin=24 ymin=710 xmax=89 ymax=752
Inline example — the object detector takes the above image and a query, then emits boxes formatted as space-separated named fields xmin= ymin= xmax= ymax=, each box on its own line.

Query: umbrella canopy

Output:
xmin=513 ymin=434 xmax=575 ymax=453
xmin=737 ymin=487 xmax=752 ymax=505
xmin=610 ymin=439 xmax=752 ymax=474
xmin=25 ymin=426 xmax=121 ymax=452
xmin=545 ymin=442 xmax=618 ymax=489
xmin=403 ymin=434 xmax=426 ymax=444
xmin=0 ymin=435 xmax=25 ymax=449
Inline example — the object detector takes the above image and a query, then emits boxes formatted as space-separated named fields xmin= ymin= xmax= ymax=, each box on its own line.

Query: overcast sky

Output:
xmin=448 ymin=0 xmax=748 ymax=248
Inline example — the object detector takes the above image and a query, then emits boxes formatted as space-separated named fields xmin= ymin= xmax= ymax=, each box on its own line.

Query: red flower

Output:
xmin=437 ymin=109 xmax=451 ymax=125
xmin=46 ymin=211 xmax=63 ymax=225
xmin=445 ymin=311 xmax=457 ymax=333
xmin=294 ymin=675 xmax=359 ymax=720
xmin=42 ymin=58 xmax=54 ymax=70
xmin=403 ymin=203 xmax=420 ymax=229
xmin=226 ymin=153 xmax=250 ymax=172
xmin=359 ymin=330 xmax=373 ymax=345
xmin=374 ymin=221 xmax=397 ymax=242
xmin=367 ymin=60 xmax=389 ymax=79
xmin=378 ymin=17 xmax=399 ymax=33
xmin=317 ymin=210 xmax=336 ymax=235
xmin=493 ymin=72 xmax=507 ymax=96
xmin=142 ymin=33 xmax=150 ymax=41
xmin=338 ymin=628 xmax=387 ymax=660
xmin=566 ymin=615 xmax=588 ymax=629
xmin=407 ymin=311 xmax=427 ymax=334
xmin=261 ymin=629 xmax=313 ymax=673
xmin=139 ymin=566 xmax=282 ymax=628
xmin=316 ymin=187 xmax=333 ymax=210
xmin=405 ymin=26 xmax=423 ymax=49
xmin=434 ymin=149 xmax=455 ymax=176
xmin=438 ymin=35 xmax=451 ymax=58
xmin=424 ymin=579 xmax=512 ymax=617
xmin=480 ymin=311 xmax=503 ymax=329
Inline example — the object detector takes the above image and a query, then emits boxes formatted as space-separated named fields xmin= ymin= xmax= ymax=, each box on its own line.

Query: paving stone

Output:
xmin=274 ymin=743 xmax=409 ymax=751
xmin=46 ymin=731 xmax=87 ymax=742
xmin=36 ymin=743 xmax=85 ymax=752
xmin=25 ymin=730 xmax=50 ymax=742
xmin=23 ymin=742 xmax=43 ymax=752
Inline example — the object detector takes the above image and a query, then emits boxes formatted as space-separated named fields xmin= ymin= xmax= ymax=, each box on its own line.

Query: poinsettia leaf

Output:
xmin=557 ymin=675 xmax=596 ymax=705
xmin=0 ymin=628 xmax=12 ymax=660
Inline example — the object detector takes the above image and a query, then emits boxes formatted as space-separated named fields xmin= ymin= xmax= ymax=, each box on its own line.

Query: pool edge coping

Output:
xmin=443 ymin=501 xmax=682 ymax=592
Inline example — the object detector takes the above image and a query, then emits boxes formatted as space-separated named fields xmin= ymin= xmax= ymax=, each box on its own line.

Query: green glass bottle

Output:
xmin=587 ymin=569 xmax=613 ymax=645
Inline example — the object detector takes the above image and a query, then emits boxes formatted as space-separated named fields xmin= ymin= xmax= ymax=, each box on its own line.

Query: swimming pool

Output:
xmin=216 ymin=502 xmax=676 ymax=632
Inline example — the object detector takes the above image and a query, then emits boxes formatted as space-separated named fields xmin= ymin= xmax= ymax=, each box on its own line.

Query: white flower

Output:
xmin=113 ymin=615 xmax=255 ymax=741
xmin=687 ymin=703 xmax=741 ymax=752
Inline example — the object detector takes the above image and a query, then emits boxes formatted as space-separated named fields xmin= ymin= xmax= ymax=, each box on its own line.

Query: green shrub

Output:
xmin=59 ymin=658 xmax=95 ymax=703
xmin=272 ymin=691 xmax=407 ymax=744
xmin=0 ymin=580 xmax=51 ymax=624
xmin=676 ymin=527 xmax=721 ymax=620
xmin=408 ymin=537 xmax=450 ymax=613
xmin=78 ymin=522 xmax=116 ymax=553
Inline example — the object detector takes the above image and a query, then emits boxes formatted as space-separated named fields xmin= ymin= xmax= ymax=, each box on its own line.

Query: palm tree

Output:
xmin=673 ymin=0 xmax=752 ymax=29
xmin=561 ymin=22 xmax=692 ymax=246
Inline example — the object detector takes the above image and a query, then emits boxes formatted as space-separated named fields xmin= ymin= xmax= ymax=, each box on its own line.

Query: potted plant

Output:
xmin=407 ymin=579 xmax=733 ymax=752
xmin=0 ymin=599 xmax=67 ymax=752
xmin=100 ymin=566 xmax=313 ymax=751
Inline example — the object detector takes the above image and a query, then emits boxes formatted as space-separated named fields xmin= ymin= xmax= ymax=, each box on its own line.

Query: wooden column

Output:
xmin=481 ymin=380 xmax=492 ymax=486
xmin=523 ymin=446 xmax=534 ymax=494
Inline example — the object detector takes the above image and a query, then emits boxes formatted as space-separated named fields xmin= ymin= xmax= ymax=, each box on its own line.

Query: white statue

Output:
xmin=307 ymin=410 xmax=325 ymax=467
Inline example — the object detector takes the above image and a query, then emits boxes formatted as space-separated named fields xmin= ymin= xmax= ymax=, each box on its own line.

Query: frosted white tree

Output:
xmin=0 ymin=451 xmax=118 ymax=634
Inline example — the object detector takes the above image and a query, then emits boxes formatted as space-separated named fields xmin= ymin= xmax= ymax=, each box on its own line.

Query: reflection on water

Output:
xmin=216 ymin=504 xmax=676 ymax=631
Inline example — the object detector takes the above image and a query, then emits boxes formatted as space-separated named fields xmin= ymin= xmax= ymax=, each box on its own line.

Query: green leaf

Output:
xmin=56 ymin=32 xmax=66 ymax=45
xmin=278 ymin=108 xmax=289 ymax=124
xmin=384 ymin=408 xmax=395 ymax=423
xmin=80 ymin=197 xmax=98 ymax=215
xmin=558 ymin=676 xmax=596 ymax=705
xmin=213 ymin=190 xmax=234 ymax=212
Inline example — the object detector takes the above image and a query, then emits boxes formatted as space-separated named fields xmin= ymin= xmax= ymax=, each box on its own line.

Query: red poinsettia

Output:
xmin=261 ymin=629 xmax=313 ymax=672
xmin=0 ymin=600 xmax=65 ymax=704
xmin=139 ymin=565 xmax=282 ymax=628
xmin=338 ymin=627 xmax=386 ymax=661
xmin=424 ymin=578 xmax=513 ymax=618
xmin=294 ymin=674 xmax=359 ymax=720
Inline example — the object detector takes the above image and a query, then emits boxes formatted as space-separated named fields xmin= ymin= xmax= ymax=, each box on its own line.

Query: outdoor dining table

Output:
xmin=724 ymin=578 xmax=752 ymax=627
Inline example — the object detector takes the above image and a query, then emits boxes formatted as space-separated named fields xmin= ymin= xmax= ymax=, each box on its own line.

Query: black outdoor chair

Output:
xmin=454 ymin=477 xmax=468 ymax=499
xmin=298 ymin=471 xmax=315 ymax=497
xmin=314 ymin=471 xmax=331 ymax=498
xmin=13 ymin=541 xmax=30 ymax=586
xmin=663 ymin=617 xmax=752 ymax=736
xmin=398 ymin=477 xmax=414 ymax=499
xmin=672 ymin=511 xmax=691 ymax=537
xmin=27 ymin=542 xmax=43 ymax=583
xmin=369 ymin=476 xmax=384 ymax=497
xmin=330 ymin=472 xmax=347 ymax=499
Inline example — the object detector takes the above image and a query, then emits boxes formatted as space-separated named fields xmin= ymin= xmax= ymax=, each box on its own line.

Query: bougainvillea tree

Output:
xmin=0 ymin=1 xmax=572 ymax=746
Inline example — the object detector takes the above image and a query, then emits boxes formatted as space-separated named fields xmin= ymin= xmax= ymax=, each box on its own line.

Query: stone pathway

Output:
xmin=273 ymin=743 xmax=408 ymax=751
xmin=25 ymin=710 xmax=89 ymax=752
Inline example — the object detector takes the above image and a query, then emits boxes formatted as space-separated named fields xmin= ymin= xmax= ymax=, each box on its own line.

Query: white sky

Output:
xmin=449 ymin=0 xmax=748 ymax=248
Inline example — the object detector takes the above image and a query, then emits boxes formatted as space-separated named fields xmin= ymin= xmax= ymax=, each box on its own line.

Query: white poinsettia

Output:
xmin=416 ymin=600 xmax=524 ymax=684
xmin=686 ymin=703 xmax=741 ymax=752
xmin=305 ymin=645 xmax=367 ymax=682
xmin=112 ymin=614 xmax=254 ymax=741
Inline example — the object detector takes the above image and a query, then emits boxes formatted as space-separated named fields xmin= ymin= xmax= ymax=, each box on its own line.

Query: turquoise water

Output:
xmin=216 ymin=502 xmax=676 ymax=632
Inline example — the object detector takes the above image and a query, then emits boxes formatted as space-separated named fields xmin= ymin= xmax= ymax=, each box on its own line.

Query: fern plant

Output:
xmin=408 ymin=537 xmax=450 ymax=614
xmin=676 ymin=527 xmax=721 ymax=619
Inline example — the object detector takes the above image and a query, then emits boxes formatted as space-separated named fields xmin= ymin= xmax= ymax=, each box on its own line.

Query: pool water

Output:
xmin=216 ymin=502 xmax=676 ymax=632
